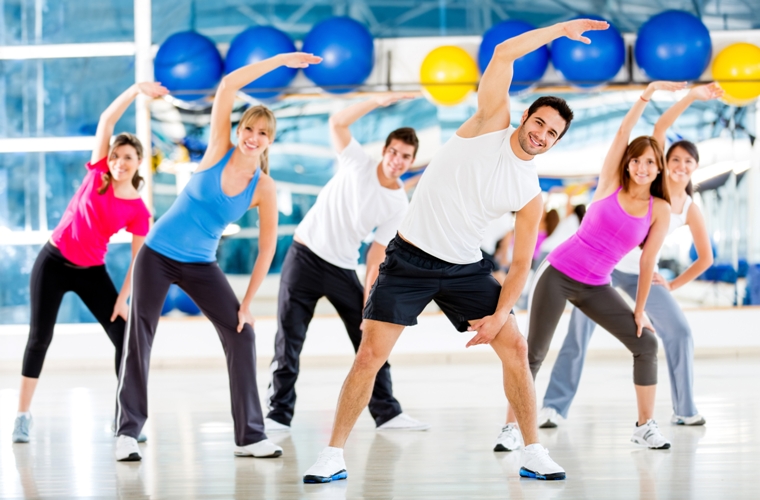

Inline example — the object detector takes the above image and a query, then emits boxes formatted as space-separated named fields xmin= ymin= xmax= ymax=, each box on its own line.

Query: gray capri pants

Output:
xmin=527 ymin=261 xmax=658 ymax=386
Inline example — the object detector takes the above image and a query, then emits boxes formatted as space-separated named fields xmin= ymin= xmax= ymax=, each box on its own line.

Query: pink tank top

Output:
xmin=547 ymin=186 xmax=653 ymax=286
xmin=51 ymin=157 xmax=151 ymax=267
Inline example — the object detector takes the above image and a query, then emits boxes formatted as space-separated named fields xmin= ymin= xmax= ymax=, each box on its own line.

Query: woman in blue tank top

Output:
xmin=112 ymin=51 xmax=322 ymax=462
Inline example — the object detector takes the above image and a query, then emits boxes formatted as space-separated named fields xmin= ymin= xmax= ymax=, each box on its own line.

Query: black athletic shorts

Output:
xmin=363 ymin=234 xmax=509 ymax=332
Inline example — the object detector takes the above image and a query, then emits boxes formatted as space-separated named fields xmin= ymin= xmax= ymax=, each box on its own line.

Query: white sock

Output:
xmin=17 ymin=411 xmax=31 ymax=418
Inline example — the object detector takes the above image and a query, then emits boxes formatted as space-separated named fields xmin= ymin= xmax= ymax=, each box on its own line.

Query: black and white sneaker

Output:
xmin=115 ymin=435 xmax=142 ymax=462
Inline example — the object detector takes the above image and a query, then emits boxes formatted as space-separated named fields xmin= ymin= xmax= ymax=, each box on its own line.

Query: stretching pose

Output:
xmin=266 ymin=94 xmax=429 ymax=433
xmin=537 ymin=83 xmax=722 ymax=429
xmin=12 ymin=83 xmax=163 ymax=444
xmin=303 ymin=18 xmax=609 ymax=484
xmin=499 ymin=80 xmax=685 ymax=452
xmin=113 ymin=52 xmax=321 ymax=462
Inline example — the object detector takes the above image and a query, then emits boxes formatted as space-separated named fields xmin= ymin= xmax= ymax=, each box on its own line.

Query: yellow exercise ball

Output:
xmin=719 ymin=92 xmax=756 ymax=107
xmin=420 ymin=46 xmax=479 ymax=106
xmin=712 ymin=42 xmax=760 ymax=104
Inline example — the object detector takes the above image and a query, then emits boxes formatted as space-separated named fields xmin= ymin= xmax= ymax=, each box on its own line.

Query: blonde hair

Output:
xmin=238 ymin=105 xmax=276 ymax=175
xmin=98 ymin=132 xmax=144 ymax=195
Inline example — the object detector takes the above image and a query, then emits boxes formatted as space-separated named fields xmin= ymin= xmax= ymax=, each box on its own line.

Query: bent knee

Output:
xmin=354 ymin=345 xmax=387 ymax=372
xmin=637 ymin=329 xmax=659 ymax=358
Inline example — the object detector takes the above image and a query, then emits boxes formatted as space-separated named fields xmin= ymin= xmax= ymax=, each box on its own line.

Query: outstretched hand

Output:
xmin=562 ymin=19 xmax=610 ymax=44
xmin=374 ymin=93 xmax=416 ymax=107
xmin=689 ymin=82 xmax=724 ymax=101
xmin=281 ymin=52 xmax=323 ymax=69
xmin=136 ymin=82 xmax=169 ymax=98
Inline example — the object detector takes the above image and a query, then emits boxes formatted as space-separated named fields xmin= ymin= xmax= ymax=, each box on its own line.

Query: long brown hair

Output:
xmin=619 ymin=136 xmax=670 ymax=204
xmin=238 ymin=105 xmax=276 ymax=175
xmin=98 ymin=132 xmax=144 ymax=195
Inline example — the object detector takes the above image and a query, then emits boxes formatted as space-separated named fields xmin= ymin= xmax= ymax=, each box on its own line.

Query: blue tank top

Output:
xmin=146 ymin=149 xmax=261 ymax=263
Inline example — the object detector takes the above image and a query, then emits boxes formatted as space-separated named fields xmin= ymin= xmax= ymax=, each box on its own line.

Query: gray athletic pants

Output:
xmin=527 ymin=262 xmax=658 ymax=386
xmin=543 ymin=269 xmax=697 ymax=418
xmin=115 ymin=245 xmax=267 ymax=446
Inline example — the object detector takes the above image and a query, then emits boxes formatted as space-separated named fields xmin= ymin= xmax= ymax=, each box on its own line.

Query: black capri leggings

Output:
xmin=22 ymin=242 xmax=125 ymax=378
xmin=527 ymin=261 xmax=658 ymax=386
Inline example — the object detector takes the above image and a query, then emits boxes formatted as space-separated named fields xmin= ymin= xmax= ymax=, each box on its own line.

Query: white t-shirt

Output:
xmin=481 ymin=213 xmax=514 ymax=255
xmin=398 ymin=127 xmax=541 ymax=264
xmin=615 ymin=196 xmax=692 ymax=275
xmin=295 ymin=138 xmax=409 ymax=270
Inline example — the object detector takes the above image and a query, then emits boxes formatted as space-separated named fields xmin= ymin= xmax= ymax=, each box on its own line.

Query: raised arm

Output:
xmin=594 ymin=81 xmax=686 ymax=200
xmin=633 ymin=199 xmax=671 ymax=337
xmin=652 ymin=83 xmax=723 ymax=146
xmin=202 ymin=53 xmax=322 ymax=169
xmin=329 ymin=93 xmax=414 ymax=153
xmin=92 ymin=82 xmax=168 ymax=164
xmin=464 ymin=19 xmax=608 ymax=136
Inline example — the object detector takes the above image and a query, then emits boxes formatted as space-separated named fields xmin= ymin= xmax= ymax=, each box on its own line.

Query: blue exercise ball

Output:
xmin=175 ymin=287 xmax=202 ymax=316
xmin=551 ymin=16 xmax=625 ymax=88
xmin=635 ymin=10 xmax=712 ymax=81
xmin=302 ymin=17 xmax=374 ymax=94
xmin=155 ymin=31 xmax=224 ymax=102
xmin=225 ymin=26 xmax=297 ymax=100
xmin=478 ymin=20 xmax=549 ymax=94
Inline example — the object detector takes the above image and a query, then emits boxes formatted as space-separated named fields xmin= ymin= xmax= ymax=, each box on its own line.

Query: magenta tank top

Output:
xmin=547 ymin=186 xmax=653 ymax=285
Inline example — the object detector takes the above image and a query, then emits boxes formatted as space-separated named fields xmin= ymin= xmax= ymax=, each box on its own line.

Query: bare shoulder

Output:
xmin=653 ymin=197 xmax=671 ymax=219
xmin=456 ymin=109 xmax=510 ymax=139
xmin=250 ymin=172 xmax=276 ymax=208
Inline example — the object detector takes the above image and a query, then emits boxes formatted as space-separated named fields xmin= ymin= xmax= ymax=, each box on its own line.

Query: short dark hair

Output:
xmin=525 ymin=96 xmax=574 ymax=140
xmin=384 ymin=127 xmax=419 ymax=158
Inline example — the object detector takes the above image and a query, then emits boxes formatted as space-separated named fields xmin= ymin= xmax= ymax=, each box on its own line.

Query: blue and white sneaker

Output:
xmin=670 ymin=413 xmax=706 ymax=426
xmin=12 ymin=414 xmax=32 ymax=443
xmin=519 ymin=443 xmax=566 ymax=480
xmin=303 ymin=447 xmax=348 ymax=483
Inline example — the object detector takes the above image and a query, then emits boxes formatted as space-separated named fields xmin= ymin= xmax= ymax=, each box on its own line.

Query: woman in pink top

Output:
xmin=11 ymin=82 xmax=166 ymax=444
xmin=496 ymin=81 xmax=684 ymax=453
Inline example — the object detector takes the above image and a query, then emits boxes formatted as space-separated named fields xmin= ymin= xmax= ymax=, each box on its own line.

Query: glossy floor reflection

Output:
xmin=1 ymin=357 xmax=758 ymax=499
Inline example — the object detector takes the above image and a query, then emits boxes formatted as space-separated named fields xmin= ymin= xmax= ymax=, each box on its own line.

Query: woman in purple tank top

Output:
xmin=497 ymin=81 xmax=685 ymax=452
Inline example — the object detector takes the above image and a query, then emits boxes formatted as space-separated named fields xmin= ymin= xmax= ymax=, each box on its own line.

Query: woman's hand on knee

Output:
xmin=634 ymin=310 xmax=655 ymax=338
xmin=237 ymin=305 xmax=255 ymax=333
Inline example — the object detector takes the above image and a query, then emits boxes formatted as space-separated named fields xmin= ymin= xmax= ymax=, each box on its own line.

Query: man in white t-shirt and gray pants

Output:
xmin=304 ymin=18 xmax=609 ymax=483
xmin=265 ymin=94 xmax=429 ymax=433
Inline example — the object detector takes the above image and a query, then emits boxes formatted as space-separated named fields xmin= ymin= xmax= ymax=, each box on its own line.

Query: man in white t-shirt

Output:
xmin=266 ymin=94 xmax=429 ymax=433
xmin=304 ymin=19 xmax=609 ymax=484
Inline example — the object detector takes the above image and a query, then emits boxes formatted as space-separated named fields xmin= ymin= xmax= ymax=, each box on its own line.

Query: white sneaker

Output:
xmin=234 ymin=439 xmax=283 ymax=458
xmin=520 ymin=443 xmax=566 ymax=480
xmin=671 ymin=413 xmax=706 ymax=426
xmin=265 ymin=417 xmax=291 ymax=433
xmin=303 ymin=447 xmax=348 ymax=483
xmin=631 ymin=419 xmax=671 ymax=449
xmin=115 ymin=435 xmax=142 ymax=462
xmin=538 ymin=407 xmax=561 ymax=428
xmin=376 ymin=413 xmax=431 ymax=431
xmin=494 ymin=423 xmax=523 ymax=452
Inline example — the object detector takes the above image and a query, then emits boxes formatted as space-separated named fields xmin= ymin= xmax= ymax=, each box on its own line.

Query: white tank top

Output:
xmin=615 ymin=195 xmax=692 ymax=275
xmin=398 ymin=126 xmax=541 ymax=264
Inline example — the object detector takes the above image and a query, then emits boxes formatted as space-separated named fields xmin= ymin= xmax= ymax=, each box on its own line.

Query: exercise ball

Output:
xmin=225 ymin=26 xmax=297 ymax=100
xmin=155 ymin=31 xmax=224 ymax=102
xmin=478 ymin=20 xmax=549 ymax=93
xmin=420 ymin=46 xmax=479 ymax=106
xmin=635 ymin=10 xmax=711 ymax=81
xmin=712 ymin=43 xmax=760 ymax=105
xmin=175 ymin=288 xmax=202 ymax=316
xmin=302 ymin=17 xmax=374 ymax=94
xmin=551 ymin=16 xmax=624 ymax=88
